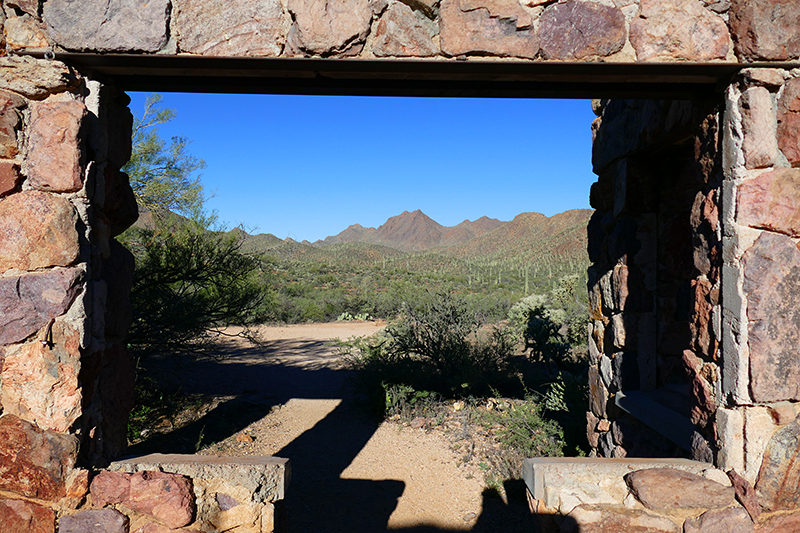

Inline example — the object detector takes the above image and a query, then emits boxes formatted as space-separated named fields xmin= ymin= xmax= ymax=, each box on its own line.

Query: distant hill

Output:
xmin=316 ymin=209 xmax=505 ymax=252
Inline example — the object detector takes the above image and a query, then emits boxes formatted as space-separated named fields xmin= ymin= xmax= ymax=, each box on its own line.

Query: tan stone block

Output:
xmin=28 ymin=99 xmax=86 ymax=193
xmin=287 ymin=0 xmax=371 ymax=55
xmin=740 ymin=86 xmax=779 ymax=170
xmin=0 ymin=190 xmax=79 ymax=272
xmin=0 ymin=56 xmax=80 ymax=99
xmin=4 ymin=14 xmax=50 ymax=51
xmin=744 ymin=406 xmax=779 ymax=483
xmin=716 ymin=408 xmax=745 ymax=474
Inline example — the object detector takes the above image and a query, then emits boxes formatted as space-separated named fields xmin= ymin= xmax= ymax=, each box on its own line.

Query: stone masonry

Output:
xmin=0 ymin=0 xmax=799 ymax=532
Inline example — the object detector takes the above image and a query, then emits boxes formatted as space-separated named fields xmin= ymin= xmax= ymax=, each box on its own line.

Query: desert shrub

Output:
xmin=339 ymin=290 xmax=524 ymax=404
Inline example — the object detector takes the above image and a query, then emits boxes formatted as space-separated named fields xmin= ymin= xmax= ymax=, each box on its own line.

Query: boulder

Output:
xmin=538 ymin=1 xmax=626 ymax=60
xmin=174 ymin=0 xmax=285 ymax=57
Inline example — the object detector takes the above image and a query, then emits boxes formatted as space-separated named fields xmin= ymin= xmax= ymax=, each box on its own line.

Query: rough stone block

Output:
xmin=738 ymin=168 xmax=800 ymax=237
xmin=0 ymin=190 xmax=79 ymax=272
xmin=0 ymin=56 xmax=80 ymax=99
xmin=439 ymin=0 xmax=538 ymax=59
xmin=372 ymin=2 xmax=438 ymax=57
xmin=28 ymin=99 xmax=86 ymax=193
xmin=58 ymin=509 xmax=128 ymax=533
xmin=730 ymin=0 xmax=800 ymax=61
xmin=4 ymin=14 xmax=50 ymax=51
xmin=90 ymin=471 xmax=131 ymax=507
xmin=0 ymin=267 xmax=83 ymax=345
xmin=756 ymin=418 xmax=800 ymax=512
xmin=1 ymin=320 xmax=83 ymax=432
xmin=777 ymin=78 xmax=800 ymax=167
xmin=683 ymin=506 xmax=753 ymax=533
xmin=0 ymin=498 xmax=55 ymax=533
xmin=174 ymin=0 xmax=285 ymax=57
xmin=0 ymin=414 xmax=78 ymax=500
xmin=43 ymin=0 xmax=170 ymax=53
xmin=0 ymin=161 xmax=21 ymax=197
xmin=538 ymin=1 xmax=626 ymax=60
xmin=630 ymin=0 xmax=730 ymax=61
xmin=0 ymin=89 xmax=26 ymax=159
xmin=126 ymin=471 xmax=194 ymax=529
xmin=563 ymin=504 xmax=680 ymax=533
xmin=742 ymin=232 xmax=800 ymax=402
xmin=739 ymin=86 xmax=779 ymax=169
xmin=625 ymin=468 xmax=734 ymax=510
xmin=717 ymin=408 xmax=745 ymax=474
xmin=287 ymin=0 xmax=371 ymax=55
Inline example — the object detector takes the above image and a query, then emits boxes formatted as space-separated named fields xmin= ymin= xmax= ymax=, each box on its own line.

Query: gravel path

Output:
xmin=142 ymin=322 xmax=533 ymax=532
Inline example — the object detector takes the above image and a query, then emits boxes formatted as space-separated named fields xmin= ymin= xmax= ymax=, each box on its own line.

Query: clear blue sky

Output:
xmin=127 ymin=92 xmax=597 ymax=242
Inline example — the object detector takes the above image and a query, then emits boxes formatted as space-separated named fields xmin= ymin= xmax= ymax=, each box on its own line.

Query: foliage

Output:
xmin=127 ymin=372 xmax=207 ymax=444
xmin=123 ymin=94 xmax=206 ymax=220
xmin=124 ymin=220 xmax=272 ymax=357
xmin=339 ymin=290 xmax=524 ymax=402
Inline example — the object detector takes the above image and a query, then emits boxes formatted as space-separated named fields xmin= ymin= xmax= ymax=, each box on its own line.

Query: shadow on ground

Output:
xmin=126 ymin=335 xmax=537 ymax=532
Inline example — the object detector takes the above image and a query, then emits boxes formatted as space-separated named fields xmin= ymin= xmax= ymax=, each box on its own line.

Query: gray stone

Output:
xmin=439 ymin=0 xmax=538 ymax=59
xmin=174 ymin=0 xmax=285 ymax=57
xmin=683 ymin=507 xmax=753 ymax=533
xmin=562 ymin=504 xmax=680 ymax=533
xmin=739 ymin=86 xmax=779 ymax=169
xmin=729 ymin=0 xmax=800 ymax=61
xmin=0 ymin=267 xmax=83 ymax=345
xmin=0 ymin=56 xmax=80 ymax=99
xmin=43 ymin=0 xmax=170 ymax=53
xmin=625 ymin=468 xmax=735 ymax=510
xmin=372 ymin=3 xmax=438 ymax=57
xmin=58 ymin=509 xmax=128 ymax=533
xmin=756 ymin=418 xmax=800 ymax=511
xmin=742 ymin=232 xmax=800 ymax=402
xmin=630 ymin=0 xmax=729 ymax=61
xmin=538 ymin=1 xmax=626 ymax=60
xmin=287 ymin=0 xmax=371 ymax=55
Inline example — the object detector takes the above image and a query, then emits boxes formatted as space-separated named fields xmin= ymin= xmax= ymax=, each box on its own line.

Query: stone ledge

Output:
xmin=522 ymin=457 xmax=719 ymax=515
xmin=109 ymin=454 xmax=290 ymax=503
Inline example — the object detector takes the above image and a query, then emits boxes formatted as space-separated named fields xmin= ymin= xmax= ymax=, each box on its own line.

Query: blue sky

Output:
xmin=127 ymin=92 xmax=597 ymax=242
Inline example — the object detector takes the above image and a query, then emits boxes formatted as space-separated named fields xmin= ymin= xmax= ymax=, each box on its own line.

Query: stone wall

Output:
xmin=2 ymin=0 xmax=800 ymax=64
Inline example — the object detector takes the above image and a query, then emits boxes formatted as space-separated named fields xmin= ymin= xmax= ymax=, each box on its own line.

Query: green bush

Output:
xmin=339 ymin=290 xmax=524 ymax=403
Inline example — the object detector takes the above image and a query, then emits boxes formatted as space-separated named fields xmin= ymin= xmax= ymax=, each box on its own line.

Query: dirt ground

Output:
xmin=136 ymin=322 xmax=534 ymax=532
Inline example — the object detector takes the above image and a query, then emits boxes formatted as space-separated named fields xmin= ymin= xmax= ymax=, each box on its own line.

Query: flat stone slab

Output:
xmin=109 ymin=454 xmax=290 ymax=503
xmin=522 ymin=457 xmax=721 ymax=515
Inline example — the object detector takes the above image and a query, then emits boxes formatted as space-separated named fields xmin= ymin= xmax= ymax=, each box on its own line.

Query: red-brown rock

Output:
xmin=58 ymin=509 xmax=128 ymax=533
xmin=1 ymin=321 xmax=83 ymax=432
xmin=738 ymin=168 xmax=800 ymax=237
xmin=63 ymin=469 xmax=90 ymax=509
xmin=90 ymin=471 xmax=131 ymax=507
xmin=439 ymin=0 xmax=538 ymax=59
xmin=742 ymin=232 xmax=800 ymax=402
xmin=0 ymin=89 xmax=25 ymax=159
xmin=0 ymin=498 xmax=55 ymax=533
xmin=756 ymin=511 xmax=800 ymax=533
xmin=740 ymin=86 xmax=779 ymax=169
xmin=756 ymin=418 xmax=800 ymax=512
xmin=777 ymin=78 xmax=800 ymax=167
xmin=727 ymin=469 xmax=761 ymax=522
xmin=372 ymin=3 xmax=438 ymax=57
xmin=684 ymin=507 xmax=753 ymax=533
xmin=538 ymin=1 xmax=626 ymax=60
xmin=630 ymin=0 xmax=729 ymax=61
xmin=126 ymin=471 xmax=194 ymax=529
xmin=287 ymin=0 xmax=371 ymax=55
xmin=0 ymin=161 xmax=21 ymax=197
xmin=0 ymin=267 xmax=83 ymax=345
xmin=0 ymin=415 xmax=78 ymax=500
xmin=730 ymin=0 xmax=800 ymax=61
xmin=28 ymin=99 xmax=85 ymax=193
xmin=563 ymin=504 xmax=680 ymax=533
xmin=625 ymin=468 xmax=735 ymax=510
xmin=174 ymin=0 xmax=285 ymax=57
xmin=0 ymin=190 xmax=79 ymax=272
